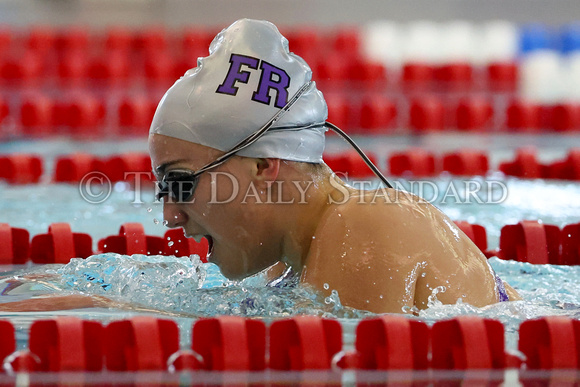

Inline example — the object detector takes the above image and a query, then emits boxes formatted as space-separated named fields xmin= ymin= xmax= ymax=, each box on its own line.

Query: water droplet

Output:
xmin=379 ymin=294 xmax=384 ymax=299
xmin=163 ymin=220 xmax=168 ymax=226
xmin=168 ymin=241 xmax=174 ymax=247
xmin=147 ymin=207 xmax=152 ymax=213
xmin=153 ymin=218 xmax=160 ymax=225
xmin=323 ymin=283 xmax=329 ymax=290
xmin=421 ymin=272 xmax=426 ymax=278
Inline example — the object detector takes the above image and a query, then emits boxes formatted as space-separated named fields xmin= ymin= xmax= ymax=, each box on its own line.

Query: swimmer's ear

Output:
xmin=254 ymin=158 xmax=280 ymax=181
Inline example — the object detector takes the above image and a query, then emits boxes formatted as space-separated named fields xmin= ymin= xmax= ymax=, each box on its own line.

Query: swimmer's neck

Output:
xmin=274 ymin=165 xmax=346 ymax=273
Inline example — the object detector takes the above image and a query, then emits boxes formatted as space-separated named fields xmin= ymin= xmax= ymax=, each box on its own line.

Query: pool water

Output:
xmin=1 ymin=136 xmax=580 ymax=354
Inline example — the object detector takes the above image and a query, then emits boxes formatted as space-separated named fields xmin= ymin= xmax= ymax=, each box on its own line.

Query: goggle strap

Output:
xmin=192 ymin=81 xmax=314 ymax=177
xmin=324 ymin=121 xmax=394 ymax=189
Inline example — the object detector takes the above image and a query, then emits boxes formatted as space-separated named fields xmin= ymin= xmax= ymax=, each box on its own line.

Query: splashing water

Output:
xmin=3 ymin=253 xmax=371 ymax=319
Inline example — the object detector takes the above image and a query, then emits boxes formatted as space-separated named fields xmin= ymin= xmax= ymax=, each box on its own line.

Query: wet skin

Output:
xmin=150 ymin=134 xmax=521 ymax=313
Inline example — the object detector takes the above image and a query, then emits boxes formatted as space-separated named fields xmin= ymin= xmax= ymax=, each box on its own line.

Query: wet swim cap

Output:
xmin=150 ymin=19 xmax=328 ymax=163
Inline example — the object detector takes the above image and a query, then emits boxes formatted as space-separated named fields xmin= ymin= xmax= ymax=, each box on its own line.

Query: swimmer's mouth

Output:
xmin=205 ymin=235 xmax=214 ymax=260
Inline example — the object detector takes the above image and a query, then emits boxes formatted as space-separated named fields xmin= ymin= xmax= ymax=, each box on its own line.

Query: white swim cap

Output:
xmin=150 ymin=19 xmax=328 ymax=163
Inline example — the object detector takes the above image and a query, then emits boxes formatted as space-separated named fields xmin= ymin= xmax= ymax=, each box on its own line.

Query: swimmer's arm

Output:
xmin=0 ymin=294 xmax=114 ymax=312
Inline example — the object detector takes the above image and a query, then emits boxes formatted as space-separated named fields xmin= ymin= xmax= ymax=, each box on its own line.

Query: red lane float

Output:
xmin=442 ymin=150 xmax=489 ymax=176
xmin=54 ymin=153 xmax=103 ymax=183
xmin=269 ymin=316 xmax=342 ymax=370
xmin=164 ymin=228 xmax=208 ymax=262
xmin=498 ymin=220 xmax=560 ymax=264
xmin=0 ymin=223 xmax=30 ymax=264
xmin=98 ymin=223 xmax=164 ymax=256
xmin=30 ymin=223 xmax=93 ymax=264
xmin=105 ymin=316 xmax=180 ymax=371
xmin=519 ymin=317 xmax=580 ymax=369
xmin=192 ymin=316 xmax=266 ymax=371
xmin=431 ymin=316 xmax=509 ymax=369
xmin=561 ymin=222 xmax=580 ymax=265
xmin=354 ymin=315 xmax=429 ymax=370
xmin=499 ymin=148 xmax=545 ymax=178
xmin=389 ymin=148 xmax=437 ymax=177
xmin=28 ymin=317 xmax=104 ymax=372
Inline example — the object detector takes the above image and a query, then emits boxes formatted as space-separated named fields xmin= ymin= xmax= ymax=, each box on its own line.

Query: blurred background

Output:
xmin=1 ymin=0 xmax=580 ymax=187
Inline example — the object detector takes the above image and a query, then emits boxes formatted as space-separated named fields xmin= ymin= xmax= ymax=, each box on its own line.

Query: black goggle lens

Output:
xmin=156 ymin=171 xmax=199 ymax=202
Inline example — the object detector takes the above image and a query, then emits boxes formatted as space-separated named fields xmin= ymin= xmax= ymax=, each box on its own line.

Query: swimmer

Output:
xmin=0 ymin=19 xmax=519 ymax=314
xmin=149 ymin=18 xmax=520 ymax=313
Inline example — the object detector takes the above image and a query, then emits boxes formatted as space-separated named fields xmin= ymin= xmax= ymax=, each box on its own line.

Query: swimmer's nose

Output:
xmin=163 ymin=203 xmax=189 ymax=228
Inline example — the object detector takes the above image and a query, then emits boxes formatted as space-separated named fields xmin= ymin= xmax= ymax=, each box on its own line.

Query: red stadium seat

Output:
xmin=499 ymin=148 xmax=546 ymax=179
xmin=498 ymin=220 xmax=560 ymax=264
xmin=164 ymin=228 xmax=208 ymax=263
xmin=505 ymin=99 xmax=542 ymax=131
xmin=435 ymin=62 xmax=474 ymax=90
xmin=519 ymin=317 xmax=580 ymax=369
xmin=313 ymin=52 xmax=349 ymax=86
xmin=104 ymin=27 xmax=134 ymax=52
xmin=60 ymin=93 xmax=107 ymax=135
xmin=0 ymin=223 xmax=30 ymax=264
xmin=486 ymin=61 xmax=518 ymax=92
xmin=357 ymin=94 xmax=397 ymax=133
xmin=408 ymin=96 xmax=445 ymax=131
xmin=144 ymin=51 xmax=176 ymax=85
xmin=355 ymin=316 xmax=429 ymax=370
xmin=98 ymin=223 xmax=164 ymax=256
xmin=442 ymin=150 xmax=489 ymax=176
xmin=349 ymin=60 xmax=388 ymax=86
xmin=432 ymin=317 xmax=507 ymax=369
xmin=55 ymin=26 xmax=90 ymax=53
xmin=325 ymin=93 xmax=351 ymax=132
xmin=58 ymin=51 xmax=89 ymax=85
xmin=29 ymin=317 xmax=104 ymax=372
xmin=30 ymin=223 xmax=93 ymax=264
xmin=331 ymin=27 xmax=360 ymax=55
xmin=389 ymin=148 xmax=437 ymax=177
xmin=550 ymin=103 xmax=580 ymax=131
xmin=53 ymin=153 xmax=104 ymax=183
xmin=89 ymin=51 xmax=130 ymax=82
xmin=135 ymin=26 xmax=168 ymax=54
xmin=0 ymin=52 xmax=44 ymax=84
xmin=26 ymin=26 xmax=56 ymax=53
xmin=269 ymin=316 xmax=342 ymax=370
xmin=454 ymin=221 xmax=488 ymax=253
xmin=117 ymin=94 xmax=158 ymax=135
xmin=105 ymin=317 xmax=181 ymax=371
xmin=0 ymin=27 xmax=13 ymax=54
xmin=19 ymin=93 xmax=56 ymax=135
xmin=0 ymin=154 xmax=43 ymax=184
xmin=560 ymin=222 xmax=580 ymax=265
xmin=453 ymin=97 xmax=494 ymax=131
xmin=401 ymin=62 xmax=435 ymax=90
xmin=284 ymin=28 xmax=323 ymax=59
xmin=192 ymin=316 xmax=266 ymax=371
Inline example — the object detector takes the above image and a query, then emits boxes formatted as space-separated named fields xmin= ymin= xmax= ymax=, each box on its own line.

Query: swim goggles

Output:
xmin=156 ymin=81 xmax=316 ymax=202
xmin=156 ymin=81 xmax=394 ymax=202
